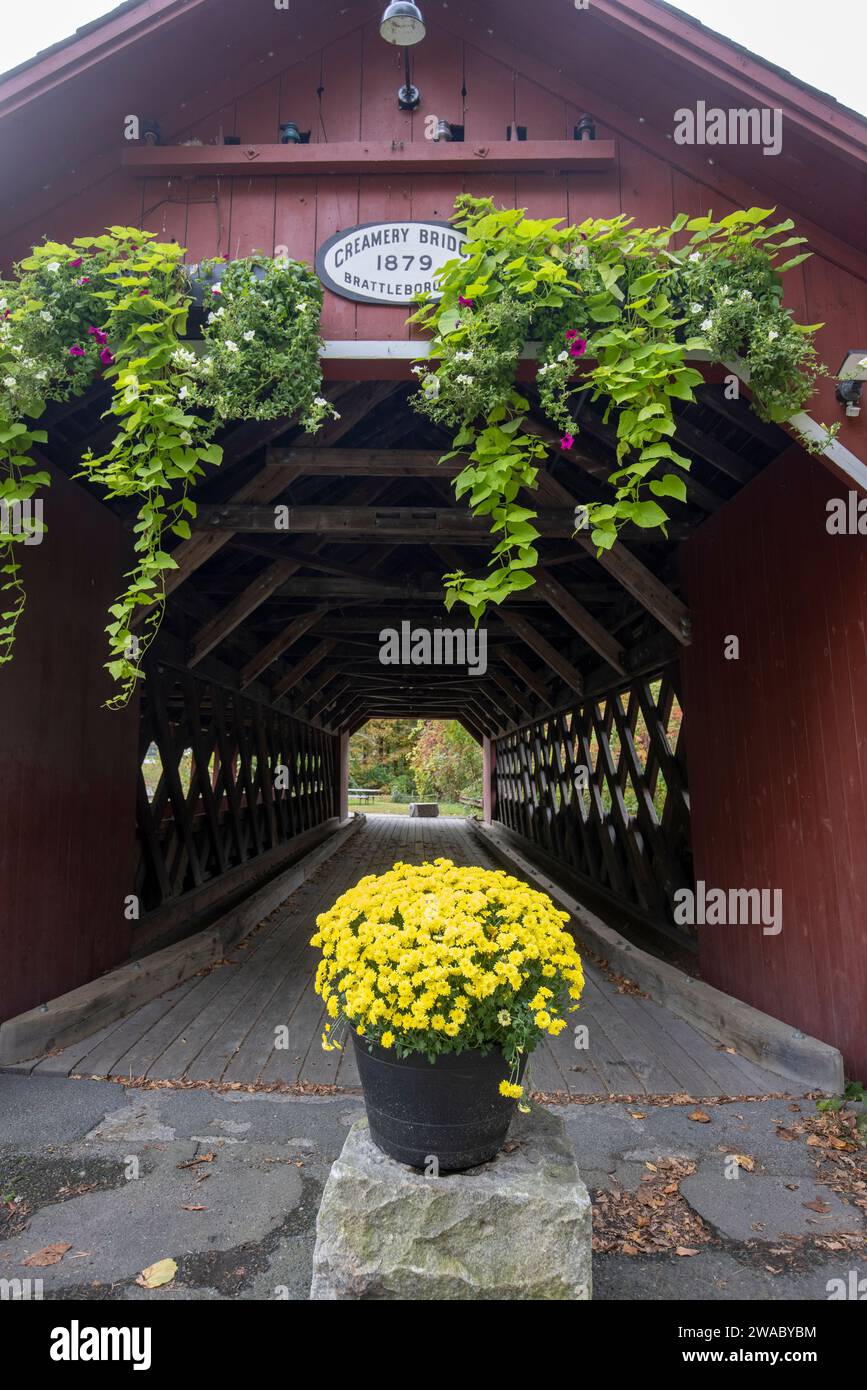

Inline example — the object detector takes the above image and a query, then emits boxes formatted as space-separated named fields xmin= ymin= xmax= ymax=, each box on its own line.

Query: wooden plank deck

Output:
xmin=20 ymin=816 xmax=788 ymax=1097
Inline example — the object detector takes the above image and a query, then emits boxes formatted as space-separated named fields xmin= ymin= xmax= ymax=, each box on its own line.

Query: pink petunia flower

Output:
xmin=138 ymin=289 xmax=150 ymax=296
xmin=77 ymin=276 xmax=90 ymax=286
xmin=99 ymin=348 xmax=115 ymax=366
xmin=69 ymin=344 xmax=85 ymax=357
xmin=560 ymin=433 xmax=574 ymax=450
xmin=68 ymin=257 xmax=82 ymax=268
xmin=570 ymin=337 xmax=588 ymax=357
xmin=87 ymin=326 xmax=109 ymax=344
xmin=566 ymin=329 xmax=579 ymax=341
xmin=458 ymin=295 xmax=474 ymax=308
xmin=211 ymin=285 xmax=223 ymax=295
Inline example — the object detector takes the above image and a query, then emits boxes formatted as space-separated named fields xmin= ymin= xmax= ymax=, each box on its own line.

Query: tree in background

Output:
xmin=349 ymin=719 xmax=417 ymax=790
xmin=410 ymin=720 xmax=482 ymax=803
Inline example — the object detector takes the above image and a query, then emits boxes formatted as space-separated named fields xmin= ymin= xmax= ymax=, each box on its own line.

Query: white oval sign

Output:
xmin=316 ymin=220 xmax=467 ymax=306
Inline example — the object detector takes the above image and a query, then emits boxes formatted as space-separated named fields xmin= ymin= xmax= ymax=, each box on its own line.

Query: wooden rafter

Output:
xmin=499 ymin=609 xmax=584 ymax=695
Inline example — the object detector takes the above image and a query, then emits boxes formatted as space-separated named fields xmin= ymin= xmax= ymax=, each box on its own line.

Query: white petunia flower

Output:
xmin=688 ymin=252 xmax=701 ymax=263
xmin=558 ymin=350 xmax=569 ymax=362
xmin=700 ymin=318 xmax=713 ymax=332
xmin=40 ymin=310 xmax=53 ymax=322
xmin=3 ymin=376 xmax=16 ymax=388
xmin=768 ymin=330 xmax=779 ymax=341
xmin=224 ymin=340 xmax=239 ymax=352
xmin=45 ymin=261 xmax=60 ymax=272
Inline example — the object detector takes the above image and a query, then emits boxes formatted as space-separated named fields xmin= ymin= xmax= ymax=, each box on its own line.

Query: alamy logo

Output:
xmin=0 ymin=498 xmax=43 ymax=545
xmin=827 ymin=1270 xmax=867 ymax=1299
xmin=826 ymin=492 xmax=867 ymax=535
xmin=379 ymin=621 xmax=487 ymax=676
xmin=50 ymin=1320 xmax=151 ymax=1371
xmin=0 ymin=1277 xmax=43 ymax=1299
xmin=674 ymin=881 xmax=782 ymax=935
xmin=674 ymin=101 xmax=783 ymax=156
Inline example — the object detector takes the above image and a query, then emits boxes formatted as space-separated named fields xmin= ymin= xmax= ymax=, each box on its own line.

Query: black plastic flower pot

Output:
xmin=352 ymin=1032 xmax=525 ymax=1172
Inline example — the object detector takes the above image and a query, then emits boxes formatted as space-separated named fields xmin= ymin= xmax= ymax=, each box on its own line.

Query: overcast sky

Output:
xmin=2 ymin=1 xmax=865 ymax=116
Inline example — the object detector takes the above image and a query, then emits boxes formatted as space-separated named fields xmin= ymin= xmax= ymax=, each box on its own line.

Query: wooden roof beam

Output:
xmin=498 ymin=647 xmax=551 ymax=705
xmin=240 ymin=607 xmax=331 ymax=689
xmin=535 ymin=568 xmax=627 ymax=676
xmin=269 ymin=640 xmax=336 ymax=702
xmin=499 ymin=609 xmax=584 ymax=696
xmin=528 ymin=462 xmax=692 ymax=645
xmin=265 ymin=447 xmax=466 ymax=477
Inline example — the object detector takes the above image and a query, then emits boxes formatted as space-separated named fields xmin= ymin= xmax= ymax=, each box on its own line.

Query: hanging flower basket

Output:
xmin=311 ymin=857 xmax=585 ymax=1171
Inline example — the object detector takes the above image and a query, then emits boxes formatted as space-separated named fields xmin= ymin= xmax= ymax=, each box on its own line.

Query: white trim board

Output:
xmin=318 ymin=341 xmax=867 ymax=494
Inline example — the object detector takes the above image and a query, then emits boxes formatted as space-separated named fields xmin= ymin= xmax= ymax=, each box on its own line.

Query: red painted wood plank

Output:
xmin=681 ymin=448 xmax=867 ymax=1077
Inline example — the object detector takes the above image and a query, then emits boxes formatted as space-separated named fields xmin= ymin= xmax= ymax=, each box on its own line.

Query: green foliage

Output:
xmin=410 ymin=719 xmax=482 ymax=802
xmin=0 ymin=233 xmax=330 ymax=704
xmin=816 ymin=1081 xmax=867 ymax=1145
xmin=411 ymin=196 xmax=828 ymax=622
xmin=186 ymin=256 xmax=334 ymax=430
xmin=349 ymin=719 xmax=418 ymax=788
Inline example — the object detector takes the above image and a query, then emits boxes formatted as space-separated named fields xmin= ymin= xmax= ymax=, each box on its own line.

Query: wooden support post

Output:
xmin=337 ymin=730 xmax=350 ymax=823
xmin=483 ymin=737 xmax=497 ymax=826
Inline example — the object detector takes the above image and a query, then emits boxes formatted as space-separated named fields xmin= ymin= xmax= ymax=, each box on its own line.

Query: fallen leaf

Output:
xmin=688 ymin=1109 xmax=711 ymax=1124
xmin=676 ymin=1246 xmax=700 ymax=1256
xmin=802 ymin=1199 xmax=831 ymax=1214
xmin=177 ymin=1153 xmax=216 ymax=1170
xmin=644 ymin=1161 xmax=658 ymax=1172
xmin=621 ymin=1243 xmax=640 ymax=1255
xmin=628 ymin=1111 xmax=646 ymax=1120
xmin=731 ymin=1154 xmax=755 ymax=1171
xmin=22 ymin=1243 xmax=71 ymax=1268
xmin=135 ymin=1258 xmax=177 ymax=1289
xmin=180 ymin=1204 xmax=206 ymax=1212
xmin=776 ymin=1127 xmax=799 ymax=1141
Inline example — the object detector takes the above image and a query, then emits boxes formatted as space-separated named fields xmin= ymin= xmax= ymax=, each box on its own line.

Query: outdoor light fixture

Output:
xmin=379 ymin=2 xmax=426 ymax=110
xmin=140 ymin=119 xmax=162 ymax=146
xmin=380 ymin=2 xmax=426 ymax=44
xmin=574 ymin=114 xmax=597 ymax=141
xmin=836 ymin=350 xmax=867 ymax=418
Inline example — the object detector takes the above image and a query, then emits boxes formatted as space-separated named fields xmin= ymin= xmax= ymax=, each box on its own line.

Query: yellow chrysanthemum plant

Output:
xmin=311 ymin=858 xmax=585 ymax=1107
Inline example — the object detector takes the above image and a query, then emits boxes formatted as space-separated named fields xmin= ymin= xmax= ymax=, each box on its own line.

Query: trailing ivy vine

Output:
xmin=0 ymin=231 xmax=330 ymax=706
xmin=410 ymin=197 xmax=828 ymax=621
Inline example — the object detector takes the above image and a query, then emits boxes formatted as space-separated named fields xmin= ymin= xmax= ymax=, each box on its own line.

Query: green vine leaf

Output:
xmin=0 ymin=233 xmax=334 ymax=702
xmin=410 ymin=195 xmax=828 ymax=622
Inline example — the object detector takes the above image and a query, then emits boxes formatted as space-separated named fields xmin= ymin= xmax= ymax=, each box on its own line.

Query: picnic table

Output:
xmin=348 ymin=787 xmax=385 ymax=806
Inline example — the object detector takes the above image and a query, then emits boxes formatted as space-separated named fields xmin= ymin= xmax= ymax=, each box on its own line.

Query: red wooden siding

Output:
xmin=1 ymin=9 xmax=863 ymax=458
xmin=680 ymin=444 xmax=867 ymax=1078
xmin=0 ymin=467 xmax=139 ymax=1022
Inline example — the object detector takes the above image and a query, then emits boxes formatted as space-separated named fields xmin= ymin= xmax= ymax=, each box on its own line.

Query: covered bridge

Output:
xmin=0 ymin=0 xmax=864 ymax=1090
